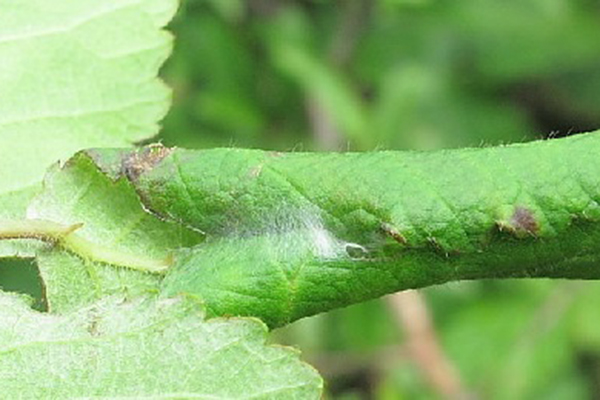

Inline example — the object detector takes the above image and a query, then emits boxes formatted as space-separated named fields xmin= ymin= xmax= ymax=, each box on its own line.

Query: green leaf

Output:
xmin=447 ymin=0 xmax=600 ymax=80
xmin=369 ymin=64 xmax=533 ymax=150
xmin=0 ymin=291 xmax=323 ymax=398
xmin=26 ymin=150 xmax=203 ymax=312
xmin=71 ymin=131 xmax=600 ymax=327
xmin=0 ymin=0 xmax=177 ymax=255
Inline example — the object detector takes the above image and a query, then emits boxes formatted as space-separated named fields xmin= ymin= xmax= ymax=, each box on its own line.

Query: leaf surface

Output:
xmin=0 ymin=0 xmax=176 ymax=255
xmin=79 ymin=132 xmax=600 ymax=327
xmin=8 ymin=132 xmax=600 ymax=327
xmin=0 ymin=291 xmax=323 ymax=398
xmin=27 ymin=150 xmax=203 ymax=312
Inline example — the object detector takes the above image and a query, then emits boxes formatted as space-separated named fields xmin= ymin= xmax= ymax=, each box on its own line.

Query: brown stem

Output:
xmin=387 ymin=290 xmax=471 ymax=400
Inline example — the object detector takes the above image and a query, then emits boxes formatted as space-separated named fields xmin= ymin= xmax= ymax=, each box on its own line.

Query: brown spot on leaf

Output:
xmin=511 ymin=206 xmax=539 ymax=234
xmin=381 ymin=222 xmax=408 ymax=245
xmin=122 ymin=144 xmax=173 ymax=181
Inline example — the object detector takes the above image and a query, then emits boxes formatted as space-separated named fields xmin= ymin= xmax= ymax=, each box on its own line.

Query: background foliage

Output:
xmin=2 ymin=0 xmax=600 ymax=398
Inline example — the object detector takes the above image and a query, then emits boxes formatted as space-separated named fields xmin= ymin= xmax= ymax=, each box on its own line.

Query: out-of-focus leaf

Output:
xmin=161 ymin=11 xmax=270 ymax=148
xmin=205 ymin=0 xmax=244 ymax=22
xmin=265 ymin=8 xmax=367 ymax=145
xmin=271 ymin=44 xmax=367 ymax=143
xmin=0 ymin=258 xmax=43 ymax=309
xmin=434 ymin=281 xmax=588 ymax=400
xmin=448 ymin=0 xmax=600 ymax=80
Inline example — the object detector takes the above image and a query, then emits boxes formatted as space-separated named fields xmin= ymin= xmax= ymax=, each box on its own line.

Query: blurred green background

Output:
xmin=3 ymin=0 xmax=600 ymax=398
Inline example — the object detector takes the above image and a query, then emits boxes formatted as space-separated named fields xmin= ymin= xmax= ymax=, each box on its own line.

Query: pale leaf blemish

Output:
xmin=305 ymin=218 xmax=368 ymax=260
xmin=299 ymin=212 xmax=361 ymax=259
xmin=381 ymin=222 xmax=408 ymax=245
xmin=248 ymin=164 xmax=263 ymax=179
xmin=122 ymin=144 xmax=174 ymax=181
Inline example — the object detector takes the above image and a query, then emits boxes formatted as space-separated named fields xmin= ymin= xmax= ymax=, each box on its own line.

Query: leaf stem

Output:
xmin=0 ymin=219 xmax=170 ymax=274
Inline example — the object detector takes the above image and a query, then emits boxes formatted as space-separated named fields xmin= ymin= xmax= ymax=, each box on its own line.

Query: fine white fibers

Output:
xmin=305 ymin=216 xmax=344 ymax=259
xmin=261 ymin=208 xmax=367 ymax=261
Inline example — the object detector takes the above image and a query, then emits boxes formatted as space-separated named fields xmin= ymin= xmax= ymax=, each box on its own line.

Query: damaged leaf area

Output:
xmin=45 ymin=130 xmax=598 ymax=328
xmin=121 ymin=144 xmax=175 ymax=182
xmin=497 ymin=206 xmax=540 ymax=237
xmin=0 ymin=292 xmax=323 ymax=398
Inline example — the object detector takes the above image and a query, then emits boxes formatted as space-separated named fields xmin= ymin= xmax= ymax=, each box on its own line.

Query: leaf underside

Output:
xmin=0 ymin=0 xmax=176 ymax=256
xmin=0 ymin=292 xmax=323 ymax=398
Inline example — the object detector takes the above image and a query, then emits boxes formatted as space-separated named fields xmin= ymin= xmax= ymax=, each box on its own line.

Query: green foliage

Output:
xmin=0 ymin=0 xmax=175 ymax=257
xmin=29 ymin=151 xmax=203 ymax=312
xmin=162 ymin=0 xmax=600 ymax=151
xmin=2 ymin=0 xmax=600 ymax=398
xmin=0 ymin=1 xmax=322 ymax=397
xmin=0 ymin=292 xmax=322 ymax=397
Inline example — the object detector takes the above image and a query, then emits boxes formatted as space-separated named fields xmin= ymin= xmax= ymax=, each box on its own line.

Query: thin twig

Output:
xmin=387 ymin=290 xmax=471 ymax=400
